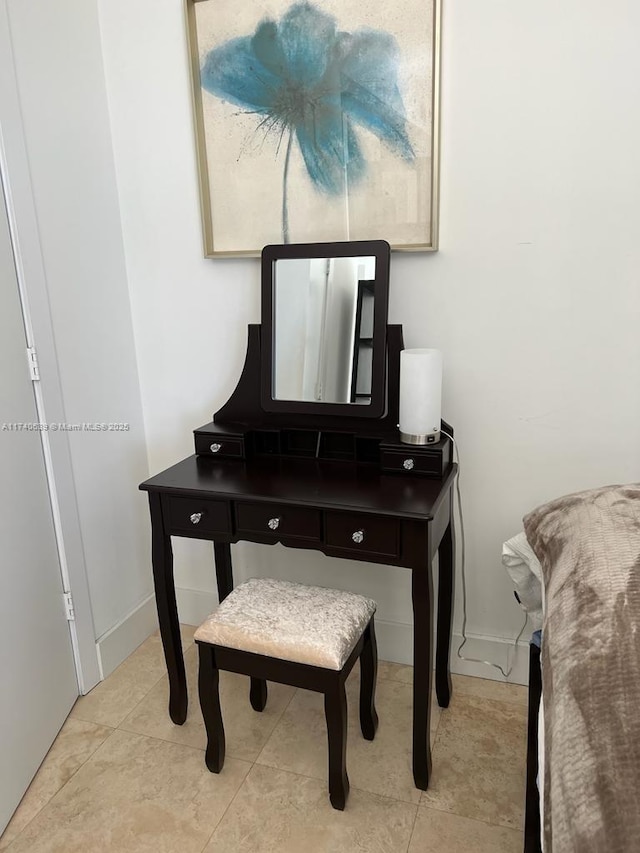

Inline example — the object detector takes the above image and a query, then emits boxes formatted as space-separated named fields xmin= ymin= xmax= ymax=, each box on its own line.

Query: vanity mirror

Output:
xmin=261 ymin=240 xmax=390 ymax=418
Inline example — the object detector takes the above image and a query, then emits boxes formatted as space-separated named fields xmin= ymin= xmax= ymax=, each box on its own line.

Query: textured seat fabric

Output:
xmin=194 ymin=578 xmax=377 ymax=670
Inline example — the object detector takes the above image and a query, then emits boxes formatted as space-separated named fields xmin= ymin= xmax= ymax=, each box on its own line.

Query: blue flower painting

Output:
xmin=201 ymin=2 xmax=415 ymax=242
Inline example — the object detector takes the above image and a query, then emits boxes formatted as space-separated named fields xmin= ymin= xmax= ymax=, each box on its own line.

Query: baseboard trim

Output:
xmin=95 ymin=593 xmax=158 ymax=683
xmin=174 ymin=586 xmax=529 ymax=685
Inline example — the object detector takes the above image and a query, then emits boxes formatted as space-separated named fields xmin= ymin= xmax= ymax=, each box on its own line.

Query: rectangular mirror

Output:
xmin=261 ymin=241 xmax=390 ymax=419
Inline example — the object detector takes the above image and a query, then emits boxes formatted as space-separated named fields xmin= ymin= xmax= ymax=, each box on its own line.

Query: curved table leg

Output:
xmin=213 ymin=541 xmax=233 ymax=601
xmin=436 ymin=490 xmax=455 ymax=708
xmin=149 ymin=493 xmax=187 ymax=724
xmin=359 ymin=619 xmax=379 ymax=741
xmin=412 ymin=557 xmax=434 ymax=790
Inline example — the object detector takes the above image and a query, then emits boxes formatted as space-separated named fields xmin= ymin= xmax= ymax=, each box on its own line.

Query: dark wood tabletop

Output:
xmin=140 ymin=454 xmax=458 ymax=521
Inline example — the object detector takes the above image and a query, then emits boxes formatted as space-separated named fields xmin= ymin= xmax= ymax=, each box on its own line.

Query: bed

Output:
xmin=503 ymin=483 xmax=640 ymax=853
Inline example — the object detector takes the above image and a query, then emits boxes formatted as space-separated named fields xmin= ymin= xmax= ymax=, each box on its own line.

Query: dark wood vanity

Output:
xmin=140 ymin=240 xmax=456 ymax=790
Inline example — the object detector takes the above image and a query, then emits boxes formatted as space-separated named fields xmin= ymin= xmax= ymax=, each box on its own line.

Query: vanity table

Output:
xmin=140 ymin=240 xmax=456 ymax=790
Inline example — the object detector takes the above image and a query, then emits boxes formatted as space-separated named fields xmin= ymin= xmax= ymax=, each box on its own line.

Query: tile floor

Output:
xmin=1 ymin=627 xmax=527 ymax=852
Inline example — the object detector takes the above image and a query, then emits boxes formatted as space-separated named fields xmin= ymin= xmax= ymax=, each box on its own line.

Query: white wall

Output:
xmin=6 ymin=0 xmax=152 ymax=654
xmin=98 ymin=0 xmax=640 ymax=675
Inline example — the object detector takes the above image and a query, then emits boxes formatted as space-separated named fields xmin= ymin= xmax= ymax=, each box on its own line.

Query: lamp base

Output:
xmin=399 ymin=431 xmax=441 ymax=445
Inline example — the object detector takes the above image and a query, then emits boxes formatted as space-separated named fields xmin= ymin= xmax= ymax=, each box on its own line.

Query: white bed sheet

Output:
xmin=502 ymin=531 xmax=543 ymax=630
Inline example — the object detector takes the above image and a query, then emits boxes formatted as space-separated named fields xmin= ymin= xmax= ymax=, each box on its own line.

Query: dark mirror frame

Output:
xmin=260 ymin=240 xmax=390 ymax=419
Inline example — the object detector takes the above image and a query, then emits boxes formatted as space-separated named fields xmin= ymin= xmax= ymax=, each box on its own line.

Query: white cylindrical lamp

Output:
xmin=399 ymin=348 xmax=443 ymax=444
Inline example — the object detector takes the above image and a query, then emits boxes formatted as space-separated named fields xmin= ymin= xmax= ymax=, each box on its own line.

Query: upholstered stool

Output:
xmin=194 ymin=577 xmax=378 ymax=810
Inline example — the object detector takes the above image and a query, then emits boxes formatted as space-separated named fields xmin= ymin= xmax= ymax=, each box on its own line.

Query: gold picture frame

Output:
xmin=186 ymin=0 xmax=441 ymax=257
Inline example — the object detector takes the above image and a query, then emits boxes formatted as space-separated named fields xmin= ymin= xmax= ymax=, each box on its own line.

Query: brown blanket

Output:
xmin=524 ymin=484 xmax=640 ymax=853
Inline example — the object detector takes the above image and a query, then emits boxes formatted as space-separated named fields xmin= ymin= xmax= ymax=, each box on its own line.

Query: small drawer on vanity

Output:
xmin=236 ymin=502 xmax=321 ymax=541
xmin=325 ymin=512 xmax=400 ymax=559
xmin=381 ymin=450 xmax=443 ymax=476
xmin=194 ymin=434 xmax=244 ymax=458
xmin=164 ymin=496 xmax=231 ymax=535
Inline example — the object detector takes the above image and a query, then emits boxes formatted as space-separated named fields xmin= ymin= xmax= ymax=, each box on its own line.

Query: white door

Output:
xmin=0 ymin=181 xmax=78 ymax=832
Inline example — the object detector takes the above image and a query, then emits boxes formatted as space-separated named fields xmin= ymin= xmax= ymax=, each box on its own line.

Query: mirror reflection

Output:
xmin=273 ymin=256 xmax=376 ymax=404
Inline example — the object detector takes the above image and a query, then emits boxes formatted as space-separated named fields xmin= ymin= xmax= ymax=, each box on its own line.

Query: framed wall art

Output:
xmin=186 ymin=0 xmax=441 ymax=257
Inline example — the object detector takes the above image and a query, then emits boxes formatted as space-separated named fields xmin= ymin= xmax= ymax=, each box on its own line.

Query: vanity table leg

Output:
xmin=436 ymin=489 xmax=455 ymax=708
xmin=412 ymin=558 xmax=434 ymax=790
xmin=149 ymin=493 xmax=187 ymax=725
xmin=213 ymin=541 xmax=268 ymax=712
xmin=213 ymin=542 xmax=233 ymax=601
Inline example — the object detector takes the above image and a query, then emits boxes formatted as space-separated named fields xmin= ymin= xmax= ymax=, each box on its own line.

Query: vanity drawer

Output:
xmin=236 ymin=502 xmax=321 ymax=541
xmin=381 ymin=450 xmax=443 ymax=477
xmin=194 ymin=434 xmax=244 ymax=458
xmin=164 ymin=496 xmax=231 ymax=535
xmin=325 ymin=512 xmax=400 ymax=559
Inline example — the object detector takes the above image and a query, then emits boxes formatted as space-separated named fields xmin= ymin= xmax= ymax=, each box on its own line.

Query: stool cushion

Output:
xmin=194 ymin=578 xmax=376 ymax=670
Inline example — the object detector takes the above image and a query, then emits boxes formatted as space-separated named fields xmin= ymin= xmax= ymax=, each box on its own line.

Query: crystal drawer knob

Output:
xmin=190 ymin=512 xmax=203 ymax=525
xmin=352 ymin=530 xmax=365 ymax=544
xmin=403 ymin=458 xmax=415 ymax=470
xmin=210 ymin=443 xmax=222 ymax=453
xmin=268 ymin=517 xmax=280 ymax=530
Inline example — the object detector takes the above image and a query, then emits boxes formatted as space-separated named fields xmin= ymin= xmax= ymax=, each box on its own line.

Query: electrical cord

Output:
xmin=439 ymin=427 xmax=528 ymax=679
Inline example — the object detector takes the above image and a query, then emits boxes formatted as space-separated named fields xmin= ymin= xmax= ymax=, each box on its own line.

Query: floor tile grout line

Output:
xmin=197 ymin=758 xmax=257 ymax=853
xmin=71 ymin=629 xmax=196 ymax=731
xmin=251 ymin=684 xmax=300 ymax=767
xmin=0 ymin=721 xmax=118 ymax=851
xmin=109 ymin=645 xmax=199 ymax=731
xmin=177 ymin=666 xmax=298 ymax=853
xmin=72 ymin=667 xmax=169 ymax=730
xmin=1 ymin=724 xmax=252 ymax=853
xmin=113 ymin=677 xmax=175 ymax=732
xmin=115 ymin=674 xmax=299 ymax=762
xmin=21 ymin=723 xmax=260 ymax=847
xmin=253 ymin=685 xmax=441 ymax=808
xmin=405 ymin=798 xmax=422 ymax=853
xmin=114 ymin=700 xmax=326 ymax=769
xmin=417 ymin=801 xmax=525 ymax=833
xmin=2 ymin=633 xmax=184 ymax=847
xmin=247 ymin=762 xmax=425 ymax=810
xmin=253 ymin=757 xmax=422 ymax=808
xmin=114 ymin=718 xmax=283 ymax=765
xmin=115 ymin=720 xmax=208 ymax=752
xmin=108 ymin=726 xmax=263 ymax=763
xmin=105 ymin=655 xmax=447 ymax=804
xmin=447 ymin=693 xmax=530 ymax=716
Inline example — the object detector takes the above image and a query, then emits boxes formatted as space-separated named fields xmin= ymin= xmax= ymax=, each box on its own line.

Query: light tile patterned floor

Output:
xmin=1 ymin=627 xmax=527 ymax=852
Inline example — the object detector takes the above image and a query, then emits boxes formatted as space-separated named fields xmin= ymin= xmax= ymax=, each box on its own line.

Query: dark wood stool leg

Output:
xmin=198 ymin=644 xmax=225 ymax=773
xmin=324 ymin=681 xmax=349 ymax=810
xmin=250 ymin=678 xmax=268 ymax=711
xmin=359 ymin=619 xmax=378 ymax=741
